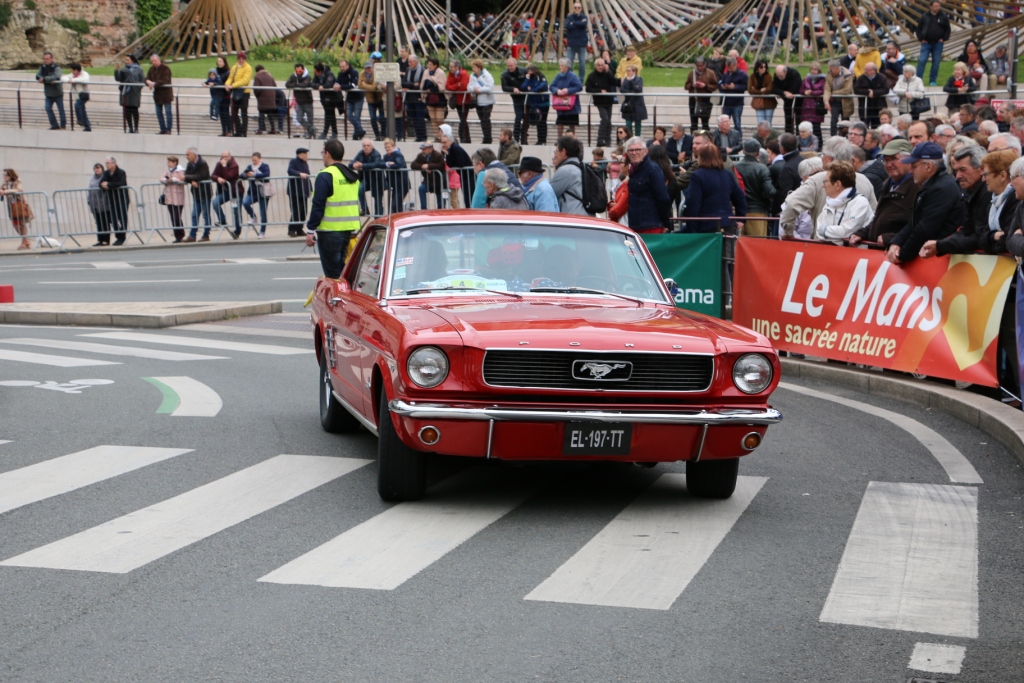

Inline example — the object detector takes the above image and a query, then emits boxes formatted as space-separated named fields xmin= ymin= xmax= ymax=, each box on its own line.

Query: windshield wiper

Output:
xmin=404 ymin=286 xmax=522 ymax=299
xmin=529 ymin=286 xmax=643 ymax=307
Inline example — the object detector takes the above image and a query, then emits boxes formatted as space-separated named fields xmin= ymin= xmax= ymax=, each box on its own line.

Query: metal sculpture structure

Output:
xmin=118 ymin=0 xmax=331 ymax=61
xmin=639 ymin=0 xmax=1022 ymax=66
xmin=463 ymin=0 xmax=721 ymax=62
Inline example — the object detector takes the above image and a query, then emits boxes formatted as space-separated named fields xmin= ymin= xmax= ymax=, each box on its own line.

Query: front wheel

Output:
xmin=686 ymin=458 xmax=739 ymax=499
xmin=377 ymin=391 xmax=426 ymax=501
xmin=319 ymin=352 xmax=360 ymax=433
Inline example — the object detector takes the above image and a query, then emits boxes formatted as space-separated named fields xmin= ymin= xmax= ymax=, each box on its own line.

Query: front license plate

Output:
xmin=563 ymin=423 xmax=632 ymax=455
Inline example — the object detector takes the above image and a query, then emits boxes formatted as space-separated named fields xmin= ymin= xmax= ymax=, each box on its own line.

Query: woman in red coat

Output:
xmin=446 ymin=60 xmax=472 ymax=143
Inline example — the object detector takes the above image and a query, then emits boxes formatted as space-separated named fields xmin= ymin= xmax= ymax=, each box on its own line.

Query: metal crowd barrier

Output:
xmin=0 ymin=191 xmax=53 ymax=246
xmin=50 ymin=186 xmax=143 ymax=248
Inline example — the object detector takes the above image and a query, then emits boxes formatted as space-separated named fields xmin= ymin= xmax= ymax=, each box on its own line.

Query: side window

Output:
xmin=354 ymin=230 xmax=386 ymax=297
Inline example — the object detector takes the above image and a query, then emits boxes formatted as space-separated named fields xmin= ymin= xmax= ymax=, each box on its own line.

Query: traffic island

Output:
xmin=0 ymin=301 xmax=283 ymax=328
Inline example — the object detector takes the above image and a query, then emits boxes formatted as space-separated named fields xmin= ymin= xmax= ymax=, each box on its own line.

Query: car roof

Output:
xmin=383 ymin=210 xmax=637 ymax=234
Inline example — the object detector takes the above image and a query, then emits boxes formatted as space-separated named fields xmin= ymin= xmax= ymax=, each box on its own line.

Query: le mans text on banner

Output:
xmin=733 ymin=239 xmax=1015 ymax=387
xmin=641 ymin=233 xmax=722 ymax=317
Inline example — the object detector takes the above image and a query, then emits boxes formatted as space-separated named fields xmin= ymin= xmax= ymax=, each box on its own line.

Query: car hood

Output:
xmin=414 ymin=299 xmax=756 ymax=354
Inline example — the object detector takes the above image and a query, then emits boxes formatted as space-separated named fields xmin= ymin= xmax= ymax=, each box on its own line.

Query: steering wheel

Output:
xmin=616 ymin=275 xmax=656 ymax=298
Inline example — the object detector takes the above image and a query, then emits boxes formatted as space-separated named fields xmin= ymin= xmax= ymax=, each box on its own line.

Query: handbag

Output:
xmin=78 ymin=92 xmax=90 ymax=103
xmin=394 ymin=92 xmax=404 ymax=113
xmin=426 ymin=91 xmax=444 ymax=107
xmin=231 ymin=88 xmax=247 ymax=103
xmin=694 ymin=100 xmax=713 ymax=118
xmin=815 ymin=99 xmax=827 ymax=117
xmin=158 ymin=193 xmax=166 ymax=205
xmin=528 ymin=107 xmax=543 ymax=124
xmin=621 ymin=101 xmax=634 ymax=117
xmin=260 ymin=180 xmax=275 ymax=198
xmin=551 ymin=94 xmax=577 ymax=112
xmin=447 ymin=166 xmax=462 ymax=190
xmin=8 ymin=197 xmax=32 ymax=221
xmin=910 ymin=96 xmax=930 ymax=115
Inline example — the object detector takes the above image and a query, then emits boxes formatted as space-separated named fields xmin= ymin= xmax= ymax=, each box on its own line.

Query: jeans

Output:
xmin=346 ymin=99 xmax=365 ymax=136
xmin=209 ymin=96 xmax=219 ymax=119
xmin=477 ymin=104 xmax=493 ymax=143
xmin=212 ymin=192 xmax=241 ymax=233
xmin=512 ymin=99 xmax=525 ymax=143
xmin=755 ymin=109 xmax=774 ymax=126
xmin=359 ymin=180 xmax=384 ymax=217
xmin=243 ymin=193 xmax=269 ymax=233
xmin=829 ymin=99 xmax=843 ymax=136
xmin=155 ymin=102 xmax=173 ymax=133
xmin=321 ymin=101 xmax=337 ymax=137
xmin=45 ymin=96 xmax=66 ymax=129
xmin=93 ymin=209 xmax=111 ymax=243
xmin=722 ymin=105 xmax=743 ymax=132
xmin=74 ymin=97 xmax=91 ymax=130
xmin=218 ymin=100 xmax=232 ymax=134
xmin=688 ymin=99 xmax=711 ymax=132
xmin=232 ymin=93 xmax=250 ymax=136
xmin=418 ymin=183 xmax=444 ymax=210
xmin=296 ymin=102 xmax=314 ymax=136
xmin=406 ymin=100 xmax=427 ymax=140
xmin=595 ymin=105 xmax=612 ymax=146
xmin=258 ymin=110 xmax=277 ymax=133
xmin=625 ymin=118 xmax=641 ymax=137
xmin=566 ymin=46 xmax=587 ymax=80
xmin=190 ymin=196 xmax=212 ymax=238
xmin=167 ymin=204 xmax=185 ymax=241
xmin=456 ymin=104 xmax=472 ymax=143
xmin=315 ymin=229 xmax=355 ymax=279
xmin=917 ymin=41 xmax=944 ymax=84
xmin=367 ymin=101 xmax=384 ymax=139
xmin=781 ymin=98 xmax=796 ymax=134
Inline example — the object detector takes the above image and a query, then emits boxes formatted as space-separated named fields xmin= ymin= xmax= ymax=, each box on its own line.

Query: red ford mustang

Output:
xmin=311 ymin=211 xmax=782 ymax=501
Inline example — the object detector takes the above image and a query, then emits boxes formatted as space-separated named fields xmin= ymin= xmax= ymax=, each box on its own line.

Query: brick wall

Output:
xmin=29 ymin=0 xmax=138 ymax=63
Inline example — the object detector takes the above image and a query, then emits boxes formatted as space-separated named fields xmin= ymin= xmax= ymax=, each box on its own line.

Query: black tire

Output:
xmin=377 ymin=390 xmax=426 ymax=501
xmin=319 ymin=352 xmax=360 ymax=433
xmin=686 ymin=458 xmax=739 ymax=499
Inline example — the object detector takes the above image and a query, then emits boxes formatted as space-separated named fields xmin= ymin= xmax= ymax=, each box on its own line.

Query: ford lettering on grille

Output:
xmin=572 ymin=360 xmax=633 ymax=381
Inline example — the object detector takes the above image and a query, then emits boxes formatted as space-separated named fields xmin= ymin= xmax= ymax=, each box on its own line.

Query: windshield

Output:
xmin=388 ymin=222 xmax=668 ymax=302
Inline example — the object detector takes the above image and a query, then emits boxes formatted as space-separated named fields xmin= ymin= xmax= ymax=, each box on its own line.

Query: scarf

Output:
xmin=826 ymin=187 xmax=854 ymax=208
xmin=989 ymin=184 xmax=1014 ymax=232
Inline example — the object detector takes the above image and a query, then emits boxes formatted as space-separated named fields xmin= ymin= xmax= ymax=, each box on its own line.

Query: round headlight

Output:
xmin=407 ymin=347 xmax=449 ymax=388
xmin=732 ymin=354 xmax=773 ymax=394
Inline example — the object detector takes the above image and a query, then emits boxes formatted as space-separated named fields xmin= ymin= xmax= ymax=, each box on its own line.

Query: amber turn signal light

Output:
xmin=741 ymin=432 xmax=762 ymax=451
xmin=419 ymin=426 xmax=441 ymax=445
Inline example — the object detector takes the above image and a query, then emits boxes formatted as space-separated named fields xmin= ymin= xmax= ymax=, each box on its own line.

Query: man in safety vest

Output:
xmin=306 ymin=138 xmax=362 ymax=278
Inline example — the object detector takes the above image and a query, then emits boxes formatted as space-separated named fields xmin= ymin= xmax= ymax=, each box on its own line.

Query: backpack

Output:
xmin=563 ymin=158 xmax=608 ymax=215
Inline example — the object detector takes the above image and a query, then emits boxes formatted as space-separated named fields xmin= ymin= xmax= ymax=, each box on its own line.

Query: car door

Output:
xmin=347 ymin=228 xmax=387 ymax=414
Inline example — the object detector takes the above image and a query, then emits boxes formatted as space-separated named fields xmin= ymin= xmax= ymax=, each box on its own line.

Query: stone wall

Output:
xmin=21 ymin=0 xmax=138 ymax=64
xmin=0 ymin=10 xmax=84 ymax=71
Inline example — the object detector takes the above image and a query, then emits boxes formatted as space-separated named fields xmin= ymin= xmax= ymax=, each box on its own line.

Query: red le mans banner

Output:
xmin=733 ymin=239 xmax=1017 ymax=387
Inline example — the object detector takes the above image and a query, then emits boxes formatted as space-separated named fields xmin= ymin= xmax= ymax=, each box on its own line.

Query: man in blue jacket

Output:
xmin=517 ymin=156 xmax=559 ymax=212
xmin=564 ymin=3 xmax=589 ymax=81
xmin=624 ymin=136 xmax=672 ymax=232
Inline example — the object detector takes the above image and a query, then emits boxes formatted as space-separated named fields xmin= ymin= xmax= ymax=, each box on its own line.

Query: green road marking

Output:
xmin=142 ymin=377 xmax=180 ymax=414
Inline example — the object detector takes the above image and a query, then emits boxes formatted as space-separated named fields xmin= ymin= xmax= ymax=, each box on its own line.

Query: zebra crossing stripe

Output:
xmin=259 ymin=467 xmax=538 ymax=590
xmin=525 ymin=473 xmax=768 ymax=610
xmin=819 ymin=481 xmax=979 ymax=638
xmin=0 ymin=455 xmax=371 ymax=574
xmin=0 ymin=338 xmax=226 ymax=362
xmin=0 ymin=348 xmax=120 ymax=368
xmin=82 ymin=332 xmax=310 ymax=356
xmin=0 ymin=446 xmax=192 ymax=516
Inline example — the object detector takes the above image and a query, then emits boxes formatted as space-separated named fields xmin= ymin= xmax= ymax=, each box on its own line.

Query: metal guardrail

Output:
xmin=51 ymin=186 xmax=142 ymax=248
xmin=2 ymin=77 xmax=1007 ymax=145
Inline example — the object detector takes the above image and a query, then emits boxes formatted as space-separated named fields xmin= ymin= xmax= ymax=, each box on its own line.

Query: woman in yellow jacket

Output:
xmin=853 ymin=38 xmax=882 ymax=78
xmin=224 ymin=52 xmax=254 ymax=137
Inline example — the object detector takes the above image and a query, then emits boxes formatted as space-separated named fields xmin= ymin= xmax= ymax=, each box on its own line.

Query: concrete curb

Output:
xmin=0 ymin=301 xmax=283 ymax=328
xmin=0 ymin=236 xmax=315 ymax=258
xmin=782 ymin=358 xmax=1024 ymax=467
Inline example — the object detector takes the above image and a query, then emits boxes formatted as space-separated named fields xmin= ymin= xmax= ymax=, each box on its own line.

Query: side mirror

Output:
xmin=664 ymin=278 xmax=677 ymax=293
xmin=333 ymin=279 xmax=350 ymax=294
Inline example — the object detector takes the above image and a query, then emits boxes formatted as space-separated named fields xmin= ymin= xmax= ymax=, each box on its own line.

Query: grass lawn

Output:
xmin=83 ymin=55 xmax=1024 ymax=90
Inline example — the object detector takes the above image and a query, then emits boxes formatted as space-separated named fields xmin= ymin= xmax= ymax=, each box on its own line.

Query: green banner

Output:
xmin=641 ymin=233 xmax=723 ymax=317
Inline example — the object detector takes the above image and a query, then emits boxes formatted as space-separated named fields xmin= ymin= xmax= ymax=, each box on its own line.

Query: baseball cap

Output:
xmin=742 ymin=139 xmax=762 ymax=155
xmin=296 ymin=147 xmax=309 ymax=155
xmin=364 ymin=61 xmax=373 ymax=68
xmin=880 ymin=139 xmax=914 ymax=156
xmin=420 ymin=141 xmax=434 ymax=149
xmin=837 ymin=120 xmax=852 ymax=128
xmin=370 ymin=51 xmax=383 ymax=59
xmin=900 ymin=141 xmax=944 ymax=163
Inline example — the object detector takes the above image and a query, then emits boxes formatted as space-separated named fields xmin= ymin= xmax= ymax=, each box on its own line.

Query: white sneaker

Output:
xmin=257 ymin=232 xmax=265 ymax=239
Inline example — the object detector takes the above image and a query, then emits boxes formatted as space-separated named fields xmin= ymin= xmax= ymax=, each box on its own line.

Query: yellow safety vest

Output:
xmin=314 ymin=165 xmax=361 ymax=232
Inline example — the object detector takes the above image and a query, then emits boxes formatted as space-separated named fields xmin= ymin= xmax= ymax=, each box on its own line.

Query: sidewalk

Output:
xmin=0 ymin=300 xmax=284 ymax=327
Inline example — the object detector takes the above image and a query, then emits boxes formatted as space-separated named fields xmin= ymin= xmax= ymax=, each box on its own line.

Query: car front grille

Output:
xmin=482 ymin=350 xmax=714 ymax=392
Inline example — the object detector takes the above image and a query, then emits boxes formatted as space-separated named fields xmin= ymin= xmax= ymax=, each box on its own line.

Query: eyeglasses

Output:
xmin=626 ymin=148 xmax=645 ymax=154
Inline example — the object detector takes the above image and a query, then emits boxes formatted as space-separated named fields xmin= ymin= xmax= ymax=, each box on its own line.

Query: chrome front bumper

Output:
xmin=388 ymin=400 xmax=783 ymax=425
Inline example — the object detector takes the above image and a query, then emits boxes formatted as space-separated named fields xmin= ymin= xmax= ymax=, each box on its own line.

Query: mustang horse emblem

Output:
xmin=579 ymin=362 xmax=628 ymax=379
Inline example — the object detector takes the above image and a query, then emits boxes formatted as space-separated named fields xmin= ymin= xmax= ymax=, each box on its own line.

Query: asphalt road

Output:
xmin=0 ymin=243 xmax=1022 ymax=681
